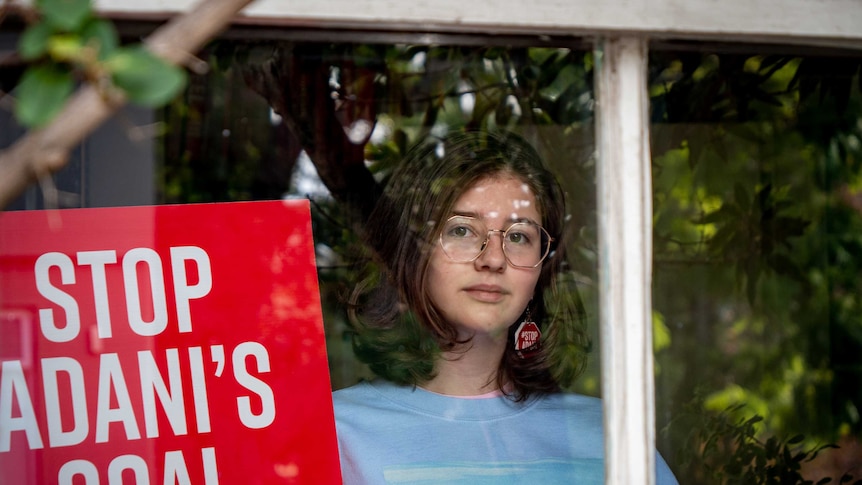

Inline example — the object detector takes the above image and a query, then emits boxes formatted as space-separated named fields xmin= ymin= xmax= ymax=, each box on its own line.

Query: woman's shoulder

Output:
xmin=536 ymin=391 xmax=602 ymax=413
xmin=526 ymin=392 xmax=604 ymax=435
xmin=332 ymin=381 xmax=604 ymax=423
xmin=331 ymin=379 xmax=410 ymax=418
xmin=332 ymin=380 xmax=377 ymax=400
xmin=331 ymin=380 xmax=377 ymax=415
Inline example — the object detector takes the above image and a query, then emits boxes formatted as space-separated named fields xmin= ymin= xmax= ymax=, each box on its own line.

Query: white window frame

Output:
xmin=92 ymin=1 xmax=862 ymax=482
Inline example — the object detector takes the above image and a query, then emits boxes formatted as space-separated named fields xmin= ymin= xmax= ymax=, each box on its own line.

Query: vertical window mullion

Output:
xmin=595 ymin=36 xmax=655 ymax=485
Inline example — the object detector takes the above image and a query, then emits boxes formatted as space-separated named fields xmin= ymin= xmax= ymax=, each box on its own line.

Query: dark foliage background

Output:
xmin=153 ymin=38 xmax=862 ymax=483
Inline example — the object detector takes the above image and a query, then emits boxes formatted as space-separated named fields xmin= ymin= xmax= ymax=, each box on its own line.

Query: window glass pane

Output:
xmin=2 ymin=25 xmax=603 ymax=481
xmin=153 ymin=37 xmax=599 ymax=393
xmin=650 ymin=45 xmax=862 ymax=482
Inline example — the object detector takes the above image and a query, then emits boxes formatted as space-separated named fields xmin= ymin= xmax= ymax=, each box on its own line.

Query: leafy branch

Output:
xmin=0 ymin=0 xmax=256 ymax=209
xmin=695 ymin=183 xmax=810 ymax=304
xmin=673 ymin=403 xmax=861 ymax=485
xmin=15 ymin=0 xmax=187 ymax=128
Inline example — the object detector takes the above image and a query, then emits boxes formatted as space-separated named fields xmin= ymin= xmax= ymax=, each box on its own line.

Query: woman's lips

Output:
xmin=463 ymin=284 xmax=506 ymax=302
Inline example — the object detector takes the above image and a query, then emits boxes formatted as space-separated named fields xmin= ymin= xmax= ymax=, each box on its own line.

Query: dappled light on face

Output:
xmin=513 ymin=198 xmax=533 ymax=210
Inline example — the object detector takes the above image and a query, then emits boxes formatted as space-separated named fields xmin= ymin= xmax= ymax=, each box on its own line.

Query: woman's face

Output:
xmin=425 ymin=173 xmax=543 ymax=343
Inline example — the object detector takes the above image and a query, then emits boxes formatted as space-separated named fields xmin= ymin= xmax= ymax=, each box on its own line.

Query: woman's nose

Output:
xmin=474 ymin=232 xmax=507 ymax=271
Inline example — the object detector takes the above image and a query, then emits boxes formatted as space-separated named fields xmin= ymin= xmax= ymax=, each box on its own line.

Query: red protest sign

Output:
xmin=0 ymin=201 xmax=341 ymax=484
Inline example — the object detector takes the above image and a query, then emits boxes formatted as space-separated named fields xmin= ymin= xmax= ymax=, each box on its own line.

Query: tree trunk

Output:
xmin=242 ymin=44 xmax=384 ymax=234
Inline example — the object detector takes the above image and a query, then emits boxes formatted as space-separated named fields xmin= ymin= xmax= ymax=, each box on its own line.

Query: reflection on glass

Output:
xmin=650 ymin=47 xmax=862 ymax=482
xmin=3 ymin=30 xmax=603 ymax=482
xmin=155 ymin=40 xmax=599 ymax=395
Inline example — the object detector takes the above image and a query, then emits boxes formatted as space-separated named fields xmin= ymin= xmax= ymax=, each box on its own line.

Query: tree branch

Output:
xmin=0 ymin=0 xmax=256 ymax=209
xmin=243 ymin=44 xmax=384 ymax=230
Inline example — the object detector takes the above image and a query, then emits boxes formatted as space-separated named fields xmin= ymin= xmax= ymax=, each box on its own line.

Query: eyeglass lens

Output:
xmin=440 ymin=216 xmax=550 ymax=267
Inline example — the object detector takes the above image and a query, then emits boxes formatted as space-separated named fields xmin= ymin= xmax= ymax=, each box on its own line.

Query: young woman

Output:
xmin=332 ymin=131 xmax=678 ymax=484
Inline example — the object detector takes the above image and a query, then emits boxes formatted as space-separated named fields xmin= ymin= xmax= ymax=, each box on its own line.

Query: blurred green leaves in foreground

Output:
xmin=15 ymin=0 xmax=186 ymax=128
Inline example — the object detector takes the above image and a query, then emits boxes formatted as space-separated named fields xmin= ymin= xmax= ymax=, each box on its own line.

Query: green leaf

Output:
xmin=696 ymin=205 xmax=736 ymax=225
xmin=108 ymin=48 xmax=187 ymax=106
xmin=38 ymin=0 xmax=93 ymax=32
xmin=14 ymin=64 xmax=75 ymax=128
xmin=767 ymin=253 xmax=805 ymax=281
xmin=46 ymin=34 xmax=84 ymax=63
xmin=19 ymin=22 xmax=54 ymax=60
xmin=787 ymin=434 xmax=805 ymax=445
xmin=539 ymin=64 xmax=578 ymax=102
xmin=80 ymin=18 xmax=119 ymax=59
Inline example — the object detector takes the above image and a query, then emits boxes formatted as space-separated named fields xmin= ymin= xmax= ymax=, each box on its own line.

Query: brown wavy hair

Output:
xmin=348 ymin=130 xmax=590 ymax=400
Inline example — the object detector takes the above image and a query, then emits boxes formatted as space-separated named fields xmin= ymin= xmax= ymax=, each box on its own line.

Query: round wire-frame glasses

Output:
xmin=438 ymin=215 xmax=552 ymax=268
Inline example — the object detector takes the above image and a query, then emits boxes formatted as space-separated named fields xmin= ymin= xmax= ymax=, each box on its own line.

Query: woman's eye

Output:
xmin=449 ymin=225 xmax=474 ymax=238
xmin=507 ymin=232 xmax=530 ymax=245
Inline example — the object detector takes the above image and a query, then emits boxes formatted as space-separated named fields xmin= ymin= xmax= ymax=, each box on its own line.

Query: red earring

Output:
xmin=514 ymin=307 xmax=541 ymax=357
